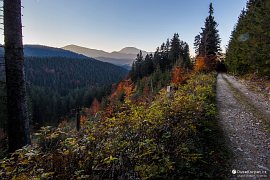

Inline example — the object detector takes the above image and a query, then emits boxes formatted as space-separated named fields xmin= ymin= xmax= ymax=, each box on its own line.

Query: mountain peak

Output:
xmin=118 ymin=47 xmax=147 ymax=55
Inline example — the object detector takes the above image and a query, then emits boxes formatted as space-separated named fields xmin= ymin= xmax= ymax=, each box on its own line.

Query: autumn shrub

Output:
xmin=195 ymin=55 xmax=218 ymax=72
xmin=195 ymin=56 xmax=207 ymax=72
xmin=171 ymin=66 xmax=184 ymax=85
xmin=0 ymin=73 xmax=230 ymax=179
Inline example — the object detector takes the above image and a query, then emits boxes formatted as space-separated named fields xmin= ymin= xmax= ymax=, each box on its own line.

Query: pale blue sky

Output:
xmin=1 ymin=0 xmax=247 ymax=55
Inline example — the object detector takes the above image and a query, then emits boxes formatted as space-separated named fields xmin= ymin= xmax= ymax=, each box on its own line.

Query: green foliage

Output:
xmin=0 ymin=73 xmax=230 ymax=179
xmin=226 ymin=0 xmax=270 ymax=77
xmin=130 ymin=34 xmax=192 ymax=82
xmin=0 ymin=56 xmax=128 ymax=128
xmin=29 ymin=85 xmax=110 ymax=127
xmin=25 ymin=57 xmax=128 ymax=91
xmin=23 ymin=56 xmax=127 ymax=127
xmin=194 ymin=3 xmax=221 ymax=56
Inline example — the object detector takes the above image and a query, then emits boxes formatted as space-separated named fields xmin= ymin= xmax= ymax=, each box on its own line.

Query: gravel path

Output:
xmin=216 ymin=73 xmax=270 ymax=179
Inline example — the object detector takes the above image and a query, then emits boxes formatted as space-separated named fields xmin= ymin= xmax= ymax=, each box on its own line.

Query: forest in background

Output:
xmin=226 ymin=0 xmax=270 ymax=77
xmin=0 ymin=3 xmax=232 ymax=179
xmin=0 ymin=56 xmax=128 ymax=131
xmin=0 ymin=0 xmax=269 ymax=179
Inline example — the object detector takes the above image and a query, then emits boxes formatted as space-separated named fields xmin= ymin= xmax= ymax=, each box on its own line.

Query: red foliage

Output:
xmin=90 ymin=98 xmax=100 ymax=115
xmin=111 ymin=79 xmax=134 ymax=99
xmin=172 ymin=66 xmax=184 ymax=85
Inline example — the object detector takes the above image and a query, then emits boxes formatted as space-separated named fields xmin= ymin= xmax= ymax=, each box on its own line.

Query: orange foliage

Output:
xmin=80 ymin=115 xmax=88 ymax=125
xmin=111 ymin=79 xmax=134 ymax=99
xmin=194 ymin=56 xmax=207 ymax=72
xmin=195 ymin=55 xmax=218 ymax=72
xmin=172 ymin=66 xmax=184 ymax=85
xmin=90 ymin=98 xmax=100 ymax=115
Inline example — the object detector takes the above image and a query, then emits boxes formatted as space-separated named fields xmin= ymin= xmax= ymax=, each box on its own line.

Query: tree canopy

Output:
xmin=226 ymin=0 xmax=270 ymax=76
xmin=130 ymin=33 xmax=191 ymax=82
xmin=194 ymin=3 xmax=221 ymax=56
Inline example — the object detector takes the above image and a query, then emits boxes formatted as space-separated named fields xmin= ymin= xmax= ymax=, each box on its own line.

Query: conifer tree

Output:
xmin=169 ymin=33 xmax=181 ymax=64
xmin=226 ymin=0 xmax=270 ymax=76
xmin=195 ymin=3 xmax=221 ymax=56
xmin=4 ymin=0 xmax=31 ymax=152
xmin=194 ymin=34 xmax=201 ymax=55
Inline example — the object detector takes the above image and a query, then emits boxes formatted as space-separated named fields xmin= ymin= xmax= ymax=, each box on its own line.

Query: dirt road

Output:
xmin=216 ymin=73 xmax=270 ymax=179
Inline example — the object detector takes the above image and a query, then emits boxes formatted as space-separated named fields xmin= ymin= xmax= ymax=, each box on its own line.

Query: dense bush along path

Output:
xmin=217 ymin=73 xmax=270 ymax=177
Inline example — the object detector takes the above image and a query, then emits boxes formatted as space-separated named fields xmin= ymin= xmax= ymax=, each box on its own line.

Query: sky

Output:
xmin=1 ymin=0 xmax=247 ymax=56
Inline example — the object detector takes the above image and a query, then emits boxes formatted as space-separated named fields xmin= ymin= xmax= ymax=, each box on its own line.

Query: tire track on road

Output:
xmin=216 ymin=73 xmax=270 ymax=179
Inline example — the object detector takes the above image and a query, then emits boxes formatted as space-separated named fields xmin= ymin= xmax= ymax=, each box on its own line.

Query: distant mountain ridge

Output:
xmin=118 ymin=47 xmax=148 ymax=55
xmin=0 ymin=45 xmax=131 ymax=73
xmin=0 ymin=45 xmax=88 ymax=59
xmin=0 ymin=44 xmax=150 ymax=70
xmin=62 ymin=45 xmax=150 ymax=67
xmin=24 ymin=45 xmax=87 ymax=58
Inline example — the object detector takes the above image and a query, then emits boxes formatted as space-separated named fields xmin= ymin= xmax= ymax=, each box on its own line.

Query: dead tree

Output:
xmin=4 ymin=0 xmax=30 ymax=152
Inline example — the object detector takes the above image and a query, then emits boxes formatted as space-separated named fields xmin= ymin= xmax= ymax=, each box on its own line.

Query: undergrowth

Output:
xmin=0 ymin=73 xmax=230 ymax=179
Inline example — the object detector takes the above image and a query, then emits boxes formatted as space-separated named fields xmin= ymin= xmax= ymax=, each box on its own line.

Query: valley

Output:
xmin=0 ymin=0 xmax=269 ymax=179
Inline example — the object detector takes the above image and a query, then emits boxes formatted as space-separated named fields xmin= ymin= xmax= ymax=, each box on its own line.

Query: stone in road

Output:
xmin=216 ymin=73 xmax=270 ymax=179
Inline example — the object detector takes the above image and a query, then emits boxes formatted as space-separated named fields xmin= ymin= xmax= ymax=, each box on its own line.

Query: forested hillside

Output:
xmin=0 ymin=72 xmax=231 ymax=179
xmin=226 ymin=0 xmax=270 ymax=76
xmin=3 ymin=0 xmax=270 ymax=179
xmin=25 ymin=57 xmax=127 ymax=91
xmin=0 ymin=56 xmax=128 ymax=129
xmin=0 ymin=29 xmax=230 ymax=180
xmin=125 ymin=33 xmax=191 ymax=96
xmin=0 ymin=45 xmax=87 ymax=59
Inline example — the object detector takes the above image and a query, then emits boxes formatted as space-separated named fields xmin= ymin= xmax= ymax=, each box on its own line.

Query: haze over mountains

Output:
xmin=0 ymin=45 xmax=87 ymax=59
xmin=62 ymin=45 xmax=149 ymax=68
xmin=0 ymin=45 xmax=129 ymax=78
xmin=0 ymin=44 xmax=149 ymax=69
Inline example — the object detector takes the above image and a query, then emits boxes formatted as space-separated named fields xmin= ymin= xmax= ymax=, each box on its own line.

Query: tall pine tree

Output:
xmin=226 ymin=0 xmax=270 ymax=76
xmin=195 ymin=3 xmax=221 ymax=56
xmin=169 ymin=33 xmax=181 ymax=65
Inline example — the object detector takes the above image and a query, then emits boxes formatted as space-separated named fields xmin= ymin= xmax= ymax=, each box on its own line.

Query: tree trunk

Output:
xmin=76 ymin=108 xmax=80 ymax=131
xmin=4 ymin=0 xmax=30 ymax=152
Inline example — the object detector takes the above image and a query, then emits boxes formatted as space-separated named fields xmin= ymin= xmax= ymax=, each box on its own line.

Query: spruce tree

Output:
xmin=169 ymin=33 xmax=181 ymax=64
xmin=194 ymin=34 xmax=201 ymax=55
xmin=195 ymin=3 xmax=221 ymax=56
xmin=226 ymin=0 xmax=270 ymax=76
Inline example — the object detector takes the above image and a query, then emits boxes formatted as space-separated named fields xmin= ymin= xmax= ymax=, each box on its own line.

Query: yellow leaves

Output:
xmin=50 ymin=132 xmax=60 ymax=139
xmin=182 ymin=153 xmax=203 ymax=162
xmin=103 ymin=155 xmax=118 ymax=164
xmin=19 ymin=158 xmax=29 ymax=165
xmin=0 ymin=72 xmax=219 ymax=179
xmin=88 ymin=134 xmax=95 ymax=141
xmin=63 ymin=150 xmax=70 ymax=156
xmin=188 ymin=123 xmax=197 ymax=133
xmin=4 ymin=165 xmax=14 ymax=173
xmin=40 ymin=172 xmax=54 ymax=179
xmin=65 ymin=138 xmax=76 ymax=146
xmin=12 ymin=174 xmax=28 ymax=180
